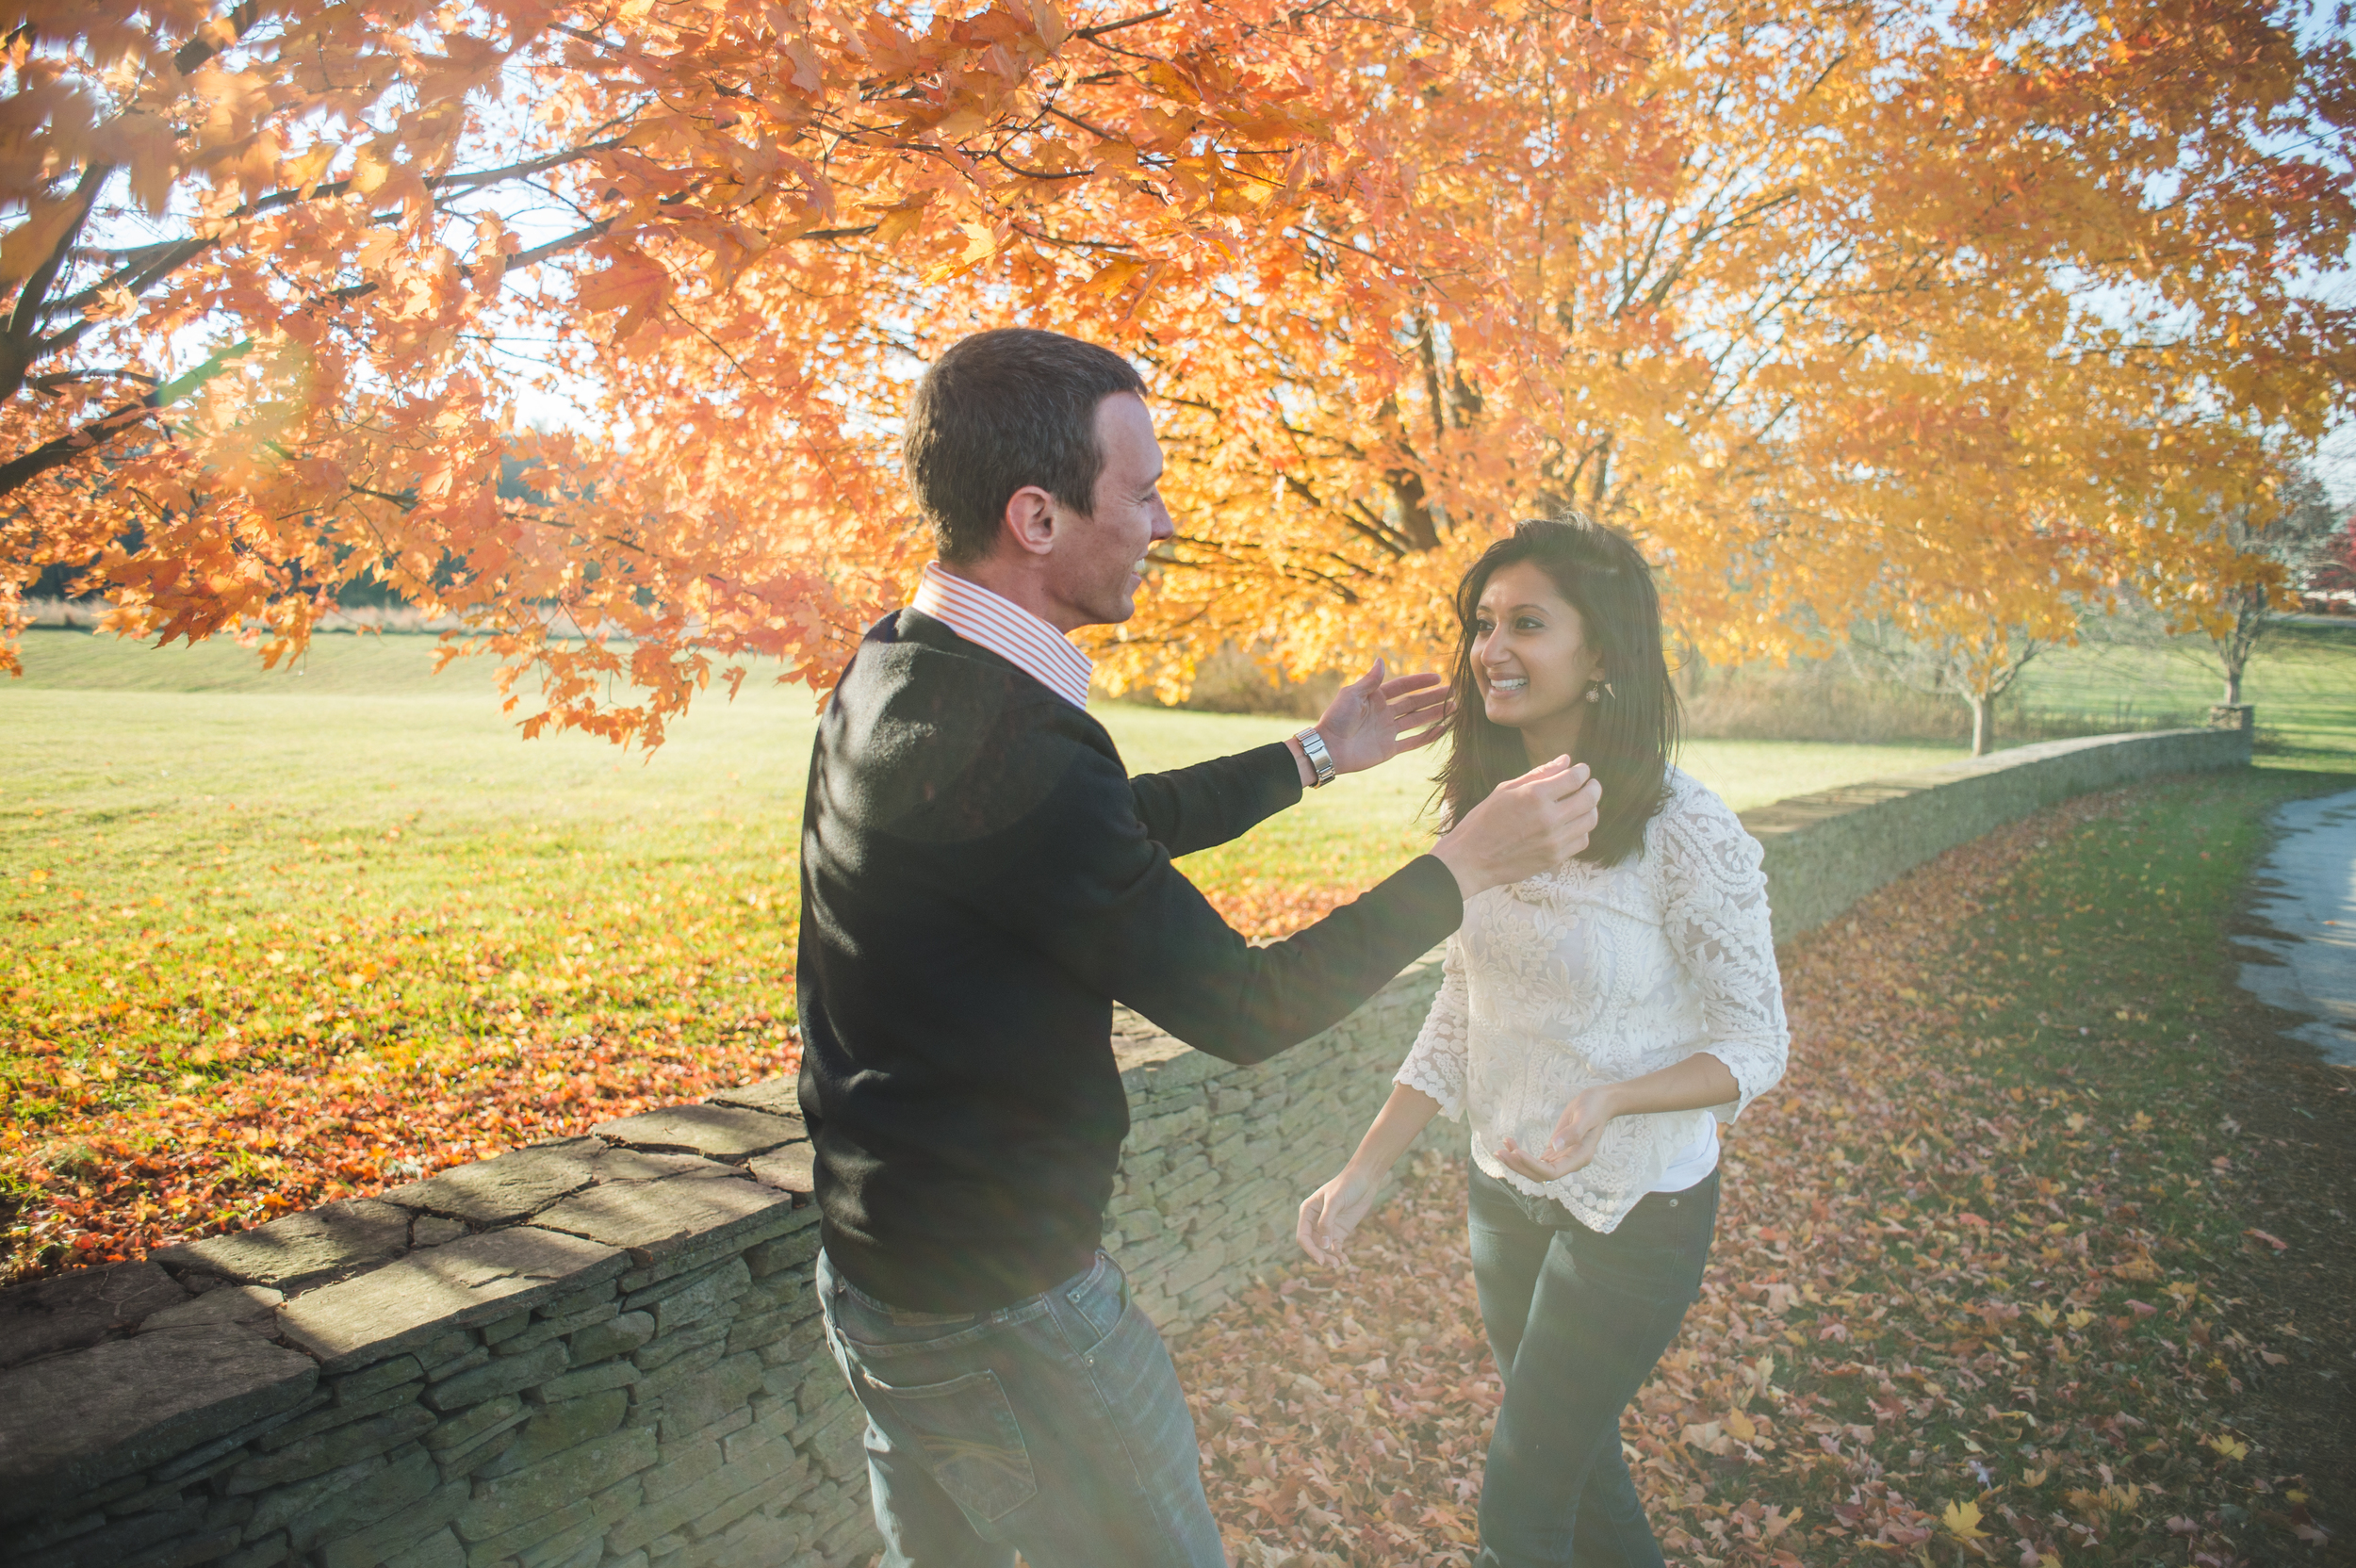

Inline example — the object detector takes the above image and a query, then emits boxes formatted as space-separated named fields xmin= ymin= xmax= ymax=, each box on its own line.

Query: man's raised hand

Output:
xmin=1430 ymin=757 xmax=1601 ymax=899
xmin=1305 ymin=659 xmax=1453 ymax=776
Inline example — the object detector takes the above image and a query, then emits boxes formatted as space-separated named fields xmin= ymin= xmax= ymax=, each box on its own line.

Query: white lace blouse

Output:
xmin=1396 ymin=768 xmax=1790 ymax=1233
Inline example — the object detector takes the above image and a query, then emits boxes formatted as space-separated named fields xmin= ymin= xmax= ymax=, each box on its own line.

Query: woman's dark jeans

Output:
xmin=1468 ymin=1163 xmax=1719 ymax=1568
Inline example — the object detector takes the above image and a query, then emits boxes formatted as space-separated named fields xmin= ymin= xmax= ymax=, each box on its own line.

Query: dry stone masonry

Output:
xmin=0 ymin=725 xmax=2251 ymax=1568
xmin=0 ymin=1086 xmax=865 ymax=1568
xmin=1744 ymin=727 xmax=2250 ymax=943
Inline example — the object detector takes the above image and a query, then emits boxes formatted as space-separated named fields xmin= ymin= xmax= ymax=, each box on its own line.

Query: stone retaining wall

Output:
xmin=0 ymin=725 xmax=2250 ymax=1568
xmin=1743 ymin=726 xmax=2251 ymax=944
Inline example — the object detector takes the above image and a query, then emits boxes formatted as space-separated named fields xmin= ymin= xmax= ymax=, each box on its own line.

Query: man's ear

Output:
xmin=1000 ymin=484 xmax=1059 ymax=560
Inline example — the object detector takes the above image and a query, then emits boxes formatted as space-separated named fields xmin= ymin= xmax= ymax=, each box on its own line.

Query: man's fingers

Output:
xmin=1387 ymin=683 xmax=1451 ymax=717
xmin=1389 ymin=693 xmax=1453 ymax=733
xmin=1546 ymin=774 xmax=1602 ymax=808
xmin=1396 ymin=715 xmax=1452 ymax=753
xmin=1509 ymin=754 xmax=1577 ymax=786
xmin=1377 ymin=670 xmax=1447 ymax=700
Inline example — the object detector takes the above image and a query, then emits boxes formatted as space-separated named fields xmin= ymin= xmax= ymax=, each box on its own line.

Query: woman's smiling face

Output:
xmin=1472 ymin=561 xmax=1607 ymax=733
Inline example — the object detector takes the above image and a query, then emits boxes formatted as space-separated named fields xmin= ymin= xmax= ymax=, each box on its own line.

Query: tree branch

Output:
xmin=2 ymin=161 xmax=119 ymax=401
xmin=44 ymin=139 xmax=637 ymax=324
xmin=0 ymin=338 xmax=252 ymax=499
xmin=172 ymin=1 xmax=264 ymax=75
xmin=1074 ymin=7 xmax=1175 ymax=41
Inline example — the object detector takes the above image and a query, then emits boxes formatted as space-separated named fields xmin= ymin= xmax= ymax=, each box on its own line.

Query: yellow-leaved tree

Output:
xmin=4 ymin=0 xmax=2350 ymax=735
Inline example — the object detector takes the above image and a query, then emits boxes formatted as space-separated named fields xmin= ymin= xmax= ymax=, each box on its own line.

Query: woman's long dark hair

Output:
xmin=1436 ymin=516 xmax=1681 ymax=868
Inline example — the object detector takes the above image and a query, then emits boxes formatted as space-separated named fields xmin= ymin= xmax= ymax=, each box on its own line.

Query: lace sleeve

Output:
xmin=1394 ymin=933 xmax=1470 ymax=1120
xmin=1656 ymin=788 xmax=1790 ymax=1123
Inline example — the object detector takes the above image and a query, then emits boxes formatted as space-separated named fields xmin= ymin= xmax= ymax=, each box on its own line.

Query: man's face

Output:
xmin=1044 ymin=392 xmax=1173 ymax=629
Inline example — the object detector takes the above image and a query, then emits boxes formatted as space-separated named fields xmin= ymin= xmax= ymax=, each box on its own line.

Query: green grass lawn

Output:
xmin=2014 ymin=619 xmax=2356 ymax=768
xmin=1 ymin=628 xmax=1974 ymax=940
xmin=0 ymin=628 xmax=1966 ymax=1278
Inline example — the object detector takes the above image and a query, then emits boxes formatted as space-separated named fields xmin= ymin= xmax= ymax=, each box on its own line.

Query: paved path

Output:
xmin=2239 ymin=787 xmax=2356 ymax=1066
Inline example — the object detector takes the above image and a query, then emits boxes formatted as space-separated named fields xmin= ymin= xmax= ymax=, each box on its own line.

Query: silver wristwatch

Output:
xmin=1295 ymin=727 xmax=1336 ymax=788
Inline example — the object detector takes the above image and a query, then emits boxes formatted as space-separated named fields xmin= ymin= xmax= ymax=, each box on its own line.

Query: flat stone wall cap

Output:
xmin=140 ymin=1282 xmax=285 ymax=1332
xmin=0 ymin=1260 xmax=188 ymax=1370
xmin=531 ymin=1175 xmax=799 ymax=1265
xmin=411 ymin=1215 xmax=469 ymax=1248
xmin=585 ymin=1147 xmax=742 ymax=1184
xmin=745 ymin=1144 xmax=814 ymax=1196
xmin=590 ymin=1103 xmax=803 ymax=1163
xmin=151 ymin=1198 xmax=412 ymax=1293
xmin=707 ymin=1078 xmax=800 ymax=1119
xmin=1741 ymin=780 xmax=1923 ymax=836
xmin=278 ymin=1226 xmax=625 ymax=1375
xmin=0 ymin=1324 xmax=317 ymax=1522
xmin=378 ymin=1138 xmax=604 ymax=1226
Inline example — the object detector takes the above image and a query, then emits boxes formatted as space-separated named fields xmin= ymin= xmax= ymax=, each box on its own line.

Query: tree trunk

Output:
xmin=1971 ymin=692 xmax=1996 ymax=757
xmin=2222 ymin=585 xmax=2261 ymax=707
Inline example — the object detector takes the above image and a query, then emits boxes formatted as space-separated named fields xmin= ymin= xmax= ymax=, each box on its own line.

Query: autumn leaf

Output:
xmin=574 ymin=248 xmax=671 ymax=335
xmin=1941 ymin=1499 xmax=1989 ymax=1543
xmin=1082 ymin=256 xmax=1151 ymax=295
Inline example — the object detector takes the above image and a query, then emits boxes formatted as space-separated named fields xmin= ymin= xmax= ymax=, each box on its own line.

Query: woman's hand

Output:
xmin=1298 ymin=1085 xmax=1443 ymax=1266
xmin=1297 ymin=1165 xmax=1383 ymax=1266
xmin=1496 ymin=1085 xmax=1622 ymax=1183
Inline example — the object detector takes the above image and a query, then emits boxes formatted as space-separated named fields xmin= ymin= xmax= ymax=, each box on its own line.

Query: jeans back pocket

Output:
xmin=857 ymin=1363 xmax=1039 ymax=1523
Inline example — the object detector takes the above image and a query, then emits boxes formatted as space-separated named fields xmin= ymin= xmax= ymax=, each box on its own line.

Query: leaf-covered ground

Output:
xmin=1182 ymin=769 xmax=2355 ymax=1568
xmin=0 ymin=836 xmax=806 ymax=1276
xmin=0 ymin=836 xmax=1320 ymax=1280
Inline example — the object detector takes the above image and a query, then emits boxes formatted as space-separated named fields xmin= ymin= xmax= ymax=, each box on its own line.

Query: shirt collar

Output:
xmin=911 ymin=562 xmax=1093 ymax=710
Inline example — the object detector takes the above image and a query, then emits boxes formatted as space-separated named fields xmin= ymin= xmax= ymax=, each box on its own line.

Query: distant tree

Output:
xmin=2146 ymin=470 xmax=2346 ymax=707
xmin=1848 ymin=620 xmax=2056 ymax=759
xmin=2305 ymin=512 xmax=2356 ymax=601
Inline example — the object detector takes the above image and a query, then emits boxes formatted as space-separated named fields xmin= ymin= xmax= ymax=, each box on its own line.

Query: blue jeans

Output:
xmin=1467 ymin=1164 xmax=1719 ymax=1568
xmin=817 ymin=1247 xmax=1227 ymax=1568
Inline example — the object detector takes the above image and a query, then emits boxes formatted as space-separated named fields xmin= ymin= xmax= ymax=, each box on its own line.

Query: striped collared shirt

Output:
xmin=910 ymin=562 xmax=1094 ymax=710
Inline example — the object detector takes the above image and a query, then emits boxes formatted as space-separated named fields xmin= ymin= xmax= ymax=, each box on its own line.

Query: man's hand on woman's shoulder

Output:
xmin=1431 ymin=758 xmax=1602 ymax=900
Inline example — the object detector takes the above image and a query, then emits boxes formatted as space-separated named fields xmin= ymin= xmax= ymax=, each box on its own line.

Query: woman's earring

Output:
xmin=1585 ymin=681 xmax=1604 ymax=704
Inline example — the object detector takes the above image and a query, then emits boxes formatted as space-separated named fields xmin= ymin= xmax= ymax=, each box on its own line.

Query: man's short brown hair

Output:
xmin=903 ymin=328 xmax=1148 ymax=565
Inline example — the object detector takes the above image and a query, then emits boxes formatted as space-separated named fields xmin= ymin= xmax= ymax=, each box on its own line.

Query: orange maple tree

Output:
xmin=4 ymin=0 xmax=2352 ymax=731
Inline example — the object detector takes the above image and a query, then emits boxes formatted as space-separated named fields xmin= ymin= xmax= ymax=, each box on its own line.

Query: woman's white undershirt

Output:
xmin=1653 ymin=1119 xmax=1719 ymax=1193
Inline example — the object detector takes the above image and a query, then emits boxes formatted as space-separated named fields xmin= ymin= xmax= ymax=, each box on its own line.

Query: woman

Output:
xmin=1297 ymin=516 xmax=1790 ymax=1568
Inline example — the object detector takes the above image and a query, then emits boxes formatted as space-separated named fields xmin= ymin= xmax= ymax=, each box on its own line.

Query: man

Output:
xmin=798 ymin=327 xmax=1600 ymax=1566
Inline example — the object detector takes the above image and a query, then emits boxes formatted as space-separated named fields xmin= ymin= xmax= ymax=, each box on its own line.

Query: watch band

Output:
xmin=1295 ymin=727 xmax=1336 ymax=788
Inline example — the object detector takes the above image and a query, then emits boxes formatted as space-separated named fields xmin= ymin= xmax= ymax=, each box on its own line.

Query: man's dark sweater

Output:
xmin=795 ymin=610 xmax=1464 ymax=1312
